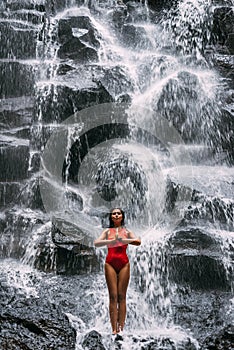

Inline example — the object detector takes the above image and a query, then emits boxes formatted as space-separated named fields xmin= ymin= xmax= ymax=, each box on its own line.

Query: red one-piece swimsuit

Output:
xmin=105 ymin=227 xmax=129 ymax=273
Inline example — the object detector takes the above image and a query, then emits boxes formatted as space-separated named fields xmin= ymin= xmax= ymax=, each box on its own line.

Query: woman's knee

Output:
xmin=109 ymin=294 xmax=118 ymax=303
xmin=118 ymin=293 xmax=126 ymax=303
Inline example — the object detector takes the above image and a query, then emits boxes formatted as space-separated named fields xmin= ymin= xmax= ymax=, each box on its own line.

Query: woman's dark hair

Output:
xmin=109 ymin=208 xmax=125 ymax=227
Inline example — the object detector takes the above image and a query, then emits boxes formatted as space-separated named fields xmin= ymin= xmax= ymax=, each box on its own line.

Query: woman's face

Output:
xmin=111 ymin=209 xmax=123 ymax=226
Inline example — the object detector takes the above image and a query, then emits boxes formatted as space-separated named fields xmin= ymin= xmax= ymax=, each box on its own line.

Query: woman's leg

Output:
xmin=117 ymin=263 xmax=130 ymax=332
xmin=105 ymin=263 xmax=118 ymax=334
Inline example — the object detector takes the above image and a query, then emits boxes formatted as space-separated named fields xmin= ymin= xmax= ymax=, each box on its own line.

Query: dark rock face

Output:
xmin=212 ymin=7 xmax=234 ymax=48
xmin=0 ymin=293 xmax=76 ymax=350
xmin=201 ymin=324 xmax=234 ymax=350
xmin=0 ymin=144 xmax=29 ymax=181
xmin=0 ymin=62 xmax=35 ymax=98
xmin=173 ymin=289 xmax=234 ymax=347
xmin=95 ymin=154 xmax=147 ymax=204
xmin=156 ymin=71 xmax=220 ymax=145
xmin=57 ymin=16 xmax=100 ymax=61
xmin=34 ymin=84 xmax=113 ymax=124
xmin=121 ymin=24 xmax=153 ymax=50
xmin=147 ymin=0 xmax=180 ymax=12
xmin=0 ymin=22 xmax=37 ymax=59
xmin=169 ymin=244 xmax=230 ymax=290
xmin=82 ymin=330 xmax=105 ymax=350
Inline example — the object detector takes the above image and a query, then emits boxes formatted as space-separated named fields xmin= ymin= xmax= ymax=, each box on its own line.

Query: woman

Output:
xmin=94 ymin=208 xmax=141 ymax=335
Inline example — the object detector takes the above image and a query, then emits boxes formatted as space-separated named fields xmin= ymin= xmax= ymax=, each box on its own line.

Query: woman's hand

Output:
xmin=121 ymin=238 xmax=141 ymax=246
xmin=94 ymin=237 xmax=119 ymax=247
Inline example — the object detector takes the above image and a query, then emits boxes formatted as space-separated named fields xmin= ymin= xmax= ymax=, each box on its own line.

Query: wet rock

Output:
xmin=57 ymin=16 xmax=100 ymax=62
xmin=82 ymin=330 xmax=105 ymax=350
xmin=147 ymin=0 xmax=180 ymax=12
xmin=226 ymin=32 xmax=234 ymax=54
xmin=1 ymin=6 xmax=45 ymax=25
xmin=165 ymin=169 xmax=234 ymax=228
xmin=0 ymin=96 xmax=34 ymax=128
xmin=112 ymin=4 xmax=129 ymax=30
xmin=201 ymin=324 xmax=234 ymax=350
xmin=50 ymin=218 xmax=98 ymax=275
xmin=0 ymin=62 xmax=35 ymax=98
xmin=212 ymin=55 xmax=234 ymax=89
xmin=0 ymin=22 xmax=38 ymax=59
xmin=30 ymin=123 xmax=58 ymax=151
xmin=157 ymin=71 xmax=215 ymax=143
xmin=95 ymin=154 xmax=147 ymax=216
xmin=34 ymin=83 xmax=113 ymax=123
xmin=0 ymin=182 xmax=21 ymax=209
xmin=168 ymin=228 xmax=231 ymax=290
xmin=53 ymin=245 xmax=98 ymax=275
xmin=18 ymin=176 xmax=45 ymax=210
xmin=173 ymin=289 xmax=233 ymax=345
xmin=0 ymin=209 xmax=45 ymax=259
xmin=58 ymin=37 xmax=98 ymax=61
xmin=28 ymin=151 xmax=41 ymax=173
xmin=2 ymin=0 xmax=46 ymax=12
xmin=131 ymin=334 xmax=197 ymax=350
xmin=0 ymin=297 xmax=76 ymax=350
xmin=212 ymin=7 xmax=234 ymax=47
xmin=125 ymin=1 xmax=149 ymax=22
xmin=57 ymin=63 xmax=76 ymax=75
xmin=121 ymin=24 xmax=153 ymax=50
xmin=218 ymin=107 xmax=234 ymax=163
xmin=136 ymin=54 xmax=178 ymax=93
xmin=184 ymin=195 xmax=234 ymax=228
xmin=0 ymin=144 xmax=29 ymax=181
xmin=97 ymin=65 xmax=134 ymax=99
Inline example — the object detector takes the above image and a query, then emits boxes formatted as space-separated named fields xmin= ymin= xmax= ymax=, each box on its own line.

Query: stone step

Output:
xmin=0 ymin=61 xmax=36 ymax=98
xmin=0 ymin=140 xmax=29 ymax=181
xmin=0 ymin=21 xmax=40 ymax=59
xmin=1 ymin=0 xmax=46 ymax=12
xmin=0 ymin=96 xmax=34 ymax=128
xmin=1 ymin=9 xmax=45 ymax=25
xmin=0 ymin=181 xmax=21 ymax=209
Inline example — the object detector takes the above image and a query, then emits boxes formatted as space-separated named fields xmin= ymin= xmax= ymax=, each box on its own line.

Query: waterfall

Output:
xmin=1 ymin=0 xmax=233 ymax=349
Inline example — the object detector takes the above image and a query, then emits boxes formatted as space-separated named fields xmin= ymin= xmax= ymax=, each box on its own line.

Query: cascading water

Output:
xmin=1 ymin=0 xmax=233 ymax=349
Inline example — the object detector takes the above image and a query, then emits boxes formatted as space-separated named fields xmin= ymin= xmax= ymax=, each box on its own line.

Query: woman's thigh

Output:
xmin=105 ymin=263 xmax=118 ymax=297
xmin=117 ymin=263 xmax=130 ymax=296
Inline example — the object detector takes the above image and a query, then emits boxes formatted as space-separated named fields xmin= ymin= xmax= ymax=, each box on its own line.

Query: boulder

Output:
xmin=201 ymin=324 xmax=234 ymax=350
xmin=226 ymin=33 xmax=234 ymax=54
xmin=0 ymin=208 xmax=45 ymax=259
xmin=34 ymin=83 xmax=113 ymax=123
xmin=212 ymin=7 xmax=234 ymax=46
xmin=147 ymin=0 xmax=180 ymax=12
xmin=82 ymin=330 xmax=105 ymax=350
xmin=156 ymin=70 xmax=227 ymax=149
xmin=57 ymin=16 xmax=100 ymax=61
xmin=97 ymin=65 xmax=134 ymax=98
xmin=0 ymin=296 xmax=76 ymax=350
xmin=168 ymin=228 xmax=231 ymax=290
xmin=173 ymin=288 xmax=233 ymax=346
xmin=58 ymin=37 xmax=98 ymax=61
xmin=121 ymin=24 xmax=153 ymax=50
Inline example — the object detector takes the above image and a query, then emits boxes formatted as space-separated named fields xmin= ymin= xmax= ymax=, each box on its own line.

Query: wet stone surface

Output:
xmin=0 ymin=293 xmax=76 ymax=350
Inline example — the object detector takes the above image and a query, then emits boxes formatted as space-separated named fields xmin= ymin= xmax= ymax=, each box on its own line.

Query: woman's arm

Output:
xmin=94 ymin=229 xmax=116 ymax=247
xmin=122 ymin=230 xmax=141 ymax=246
